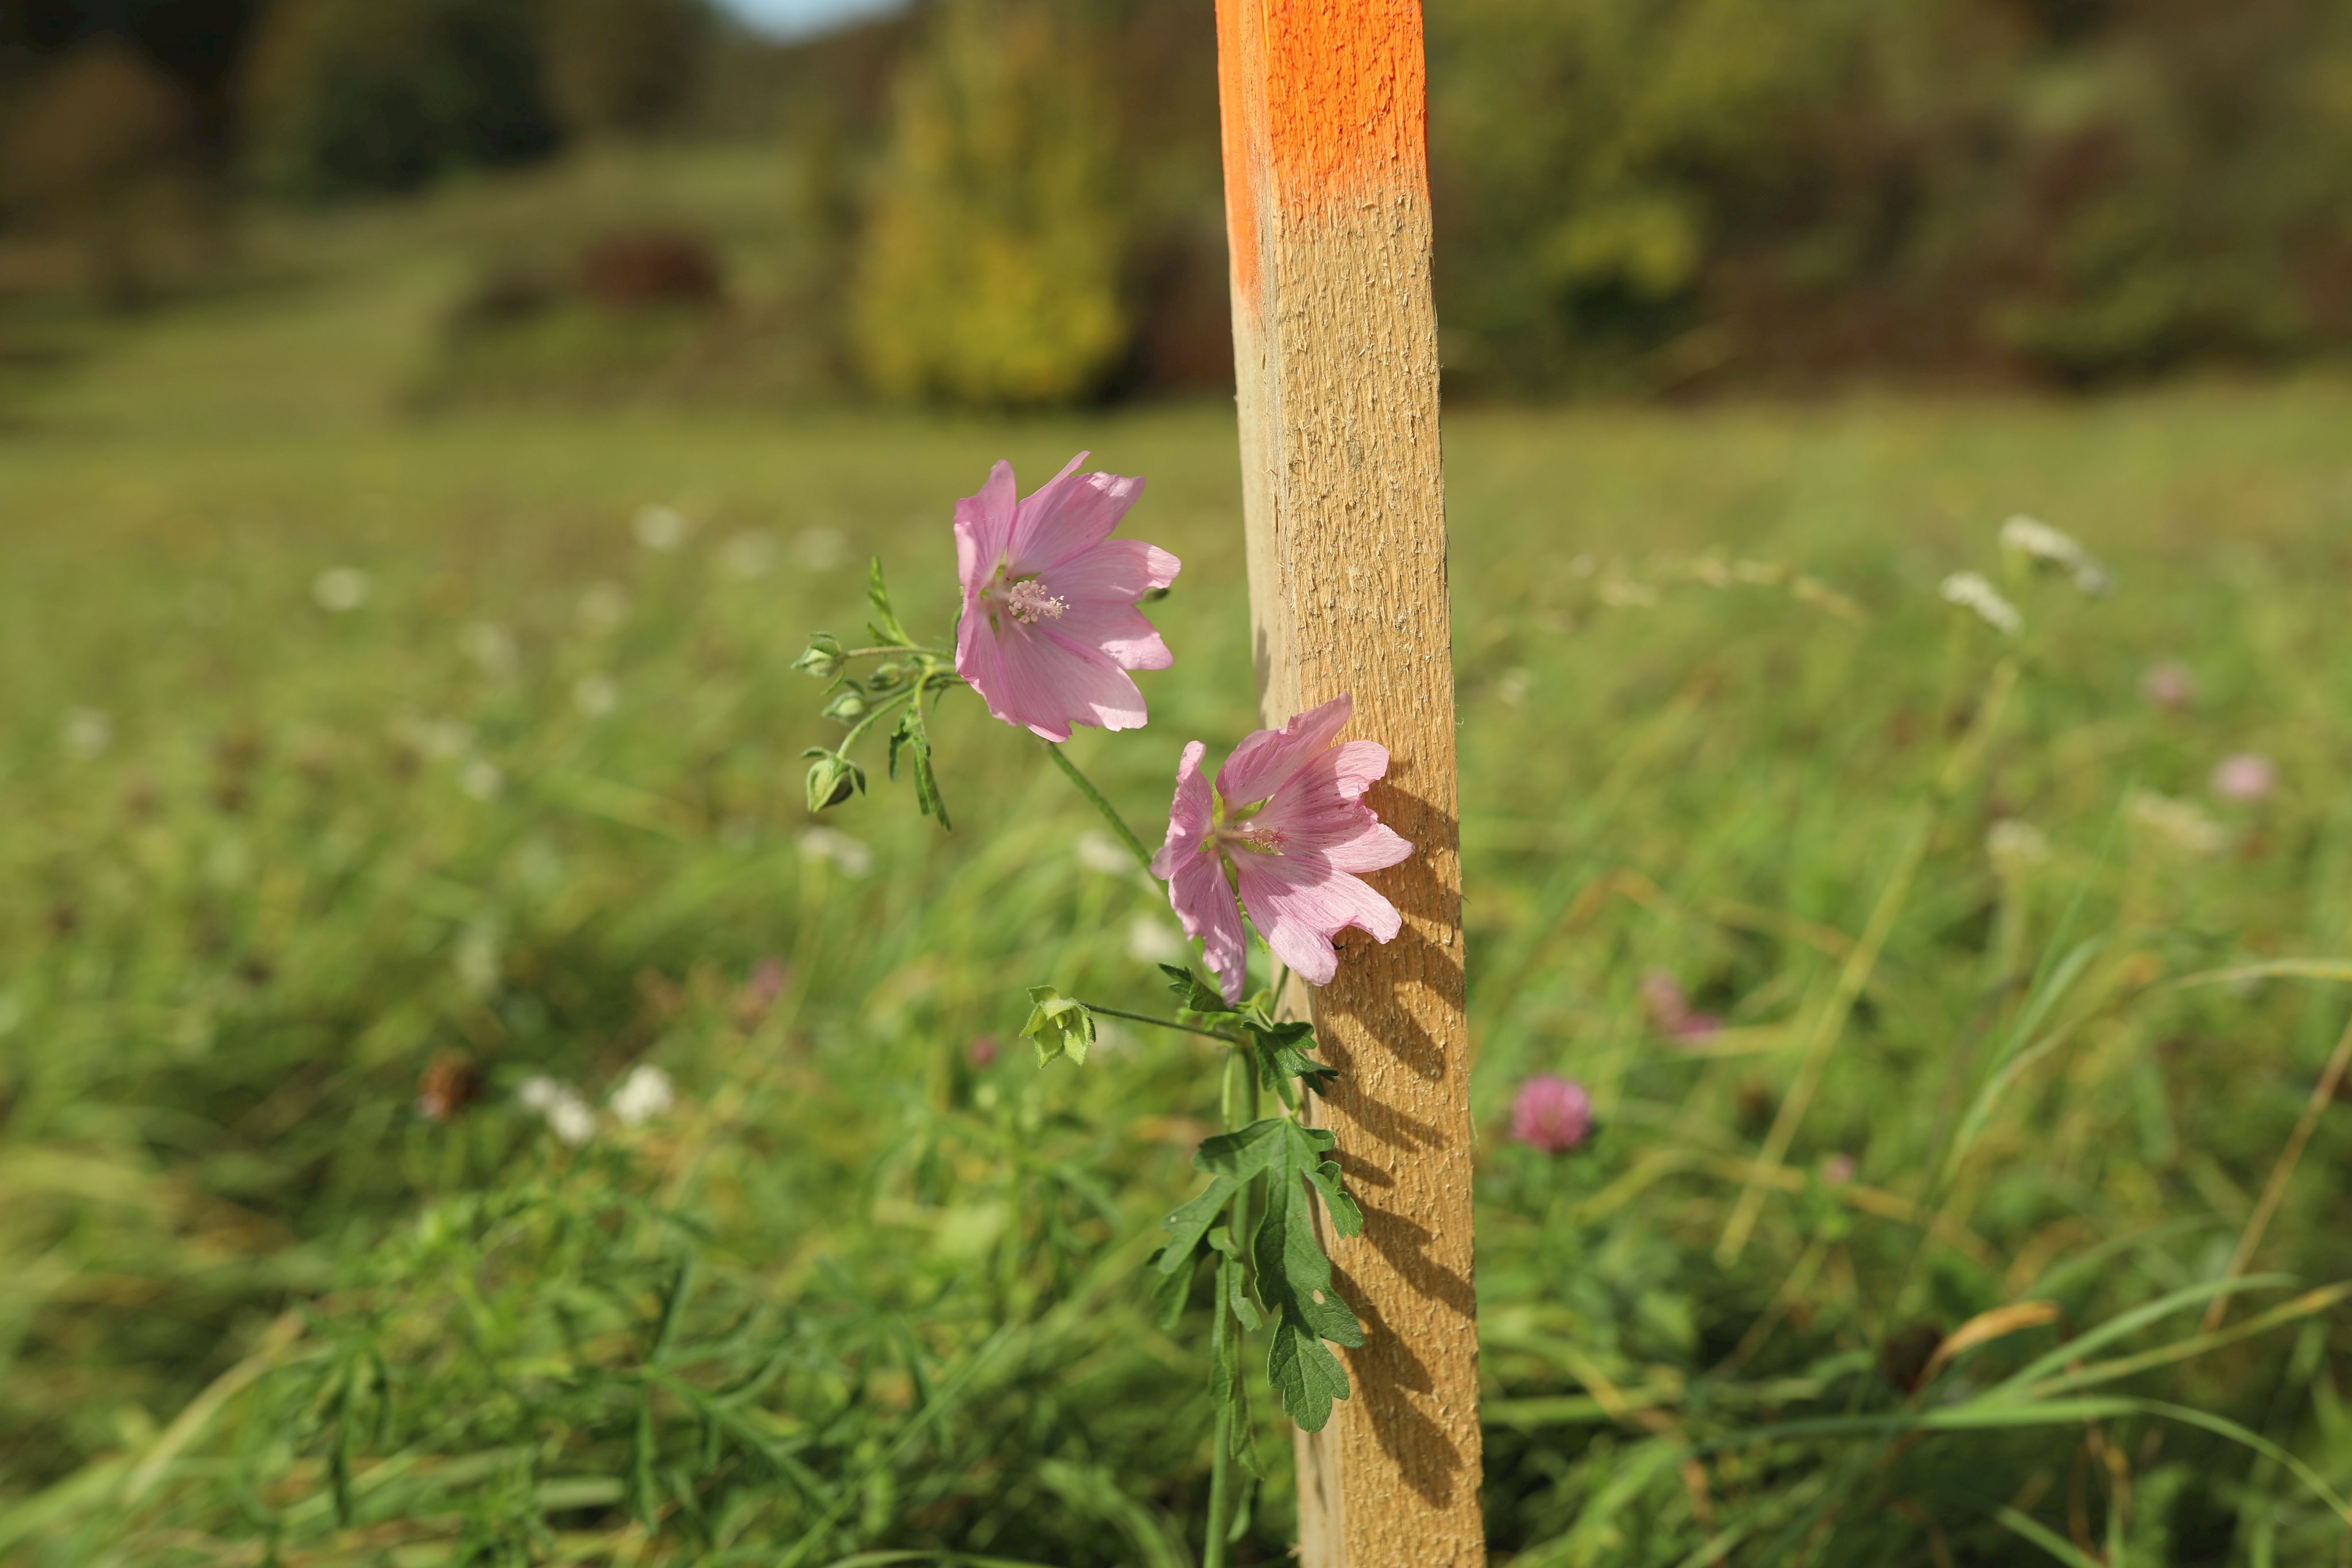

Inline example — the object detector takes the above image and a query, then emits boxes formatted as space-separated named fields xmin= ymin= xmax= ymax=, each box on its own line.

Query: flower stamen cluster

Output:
xmin=985 ymin=571 xmax=1069 ymax=627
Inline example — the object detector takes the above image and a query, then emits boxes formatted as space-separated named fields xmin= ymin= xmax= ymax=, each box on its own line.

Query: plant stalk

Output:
xmin=1042 ymin=742 xmax=1157 ymax=877
xmin=1202 ymin=1045 xmax=1262 ymax=1565
xmin=1076 ymin=1001 xmax=1239 ymax=1044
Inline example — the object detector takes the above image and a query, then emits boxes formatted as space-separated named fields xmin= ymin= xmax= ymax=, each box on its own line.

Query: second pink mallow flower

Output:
xmin=954 ymin=453 xmax=1181 ymax=742
xmin=1151 ymin=694 xmax=1414 ymax=1005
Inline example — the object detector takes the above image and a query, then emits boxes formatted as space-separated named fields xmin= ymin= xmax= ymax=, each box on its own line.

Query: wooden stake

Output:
xmin=1214 ymin=3 xmax=1482 ymax=1562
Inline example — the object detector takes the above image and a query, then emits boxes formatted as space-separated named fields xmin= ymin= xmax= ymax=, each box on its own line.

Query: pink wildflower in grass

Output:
xmin=1151 ymin=693 xmax=1413 ymax=1005
xmin=1510 ymin=1075 xmax=1592 ymax=1154
xmin=954 ymin=453 xmax=1181 ymax=742
xmin=1641 ymin=969 xmax=1721 ymax=1044
xmin=2211 ymin=752 xmax=2277 ymax=804
xmin=2141 ymin=660 xmax=2196 ymax=711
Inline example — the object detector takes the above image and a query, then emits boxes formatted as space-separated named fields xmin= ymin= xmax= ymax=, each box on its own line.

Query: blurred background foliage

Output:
xmin=5 ymin=0 xmax=2352 ymax=402
xmin=9 ymin=1 xmax=2352 ymax=1563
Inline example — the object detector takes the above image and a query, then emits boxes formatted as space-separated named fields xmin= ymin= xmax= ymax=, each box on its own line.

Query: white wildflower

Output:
xmin=395 ymin=716 xmax=474 ymax=760
xmin=1938 ymin=571 xmax=2022 ymax=636
xmin=1597 ymin=578 xmax=1659 ymax=608
xmin=1986 ymin=818 xmax=2051 ymax=878
xmin=576 ymin=582 xmax=628 ymax=634
xmin=519 ymin=1076 xmax=597 ymax=1145
xmin=1497 ymin=668 xmax=1533 ymax=707
xmin=2127 ymin=789 xmax=2227 ymax=857
xmin=720 ymin=529 xmax=779 ymax=580
xmin=1999 ymin=515 xmax=2111 ymax=596
xmin=798 ymin=826 xmax=873 ymax=878
xmin=573 ymin=675 xmax=619 ymax=718
xmin=544 ymin=1093 xmax=597 ymax=1146
xmin=459 ymin=622 xmax=519 ymax=677
xmin=312 ymin=567 xmax=370 ymax=613
xmin=609 ymin=1064 xmax=675 ymax=1127
xmin=62 ymin=707 xmax=114 ymax=761
xmin=459 ymin=758 xmax=504 ymax=801
xmin=632 ymin=504 xmax=691 ymax=553
xmin=1126 ymin=915 xmax=1183 ymax=965
xmin=795 ymin=528 xmax=848 ymax=572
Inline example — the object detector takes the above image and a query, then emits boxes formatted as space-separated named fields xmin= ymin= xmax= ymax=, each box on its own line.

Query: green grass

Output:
xmin=7 ymin=153 xmax=2352 ymax=1565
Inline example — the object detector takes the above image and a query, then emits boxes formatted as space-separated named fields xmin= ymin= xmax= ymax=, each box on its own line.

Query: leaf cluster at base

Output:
xmin=1148 ymin=1113 xmax=1365 ymax=1435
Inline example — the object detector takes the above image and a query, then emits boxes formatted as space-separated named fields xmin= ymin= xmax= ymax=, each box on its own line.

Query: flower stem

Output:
xmin=1042 ymin=742 xmax=1157 ymax=877
xmin=842 ymin=645 xmax=950 ymax=660
xmin=1203 ymin=1044 xmax=1261 ymax=1565
xmin=1076 ymin=1002 xmax=1236 ymax=1044
xmin=834 ymin=688 xmax=917 ymax=756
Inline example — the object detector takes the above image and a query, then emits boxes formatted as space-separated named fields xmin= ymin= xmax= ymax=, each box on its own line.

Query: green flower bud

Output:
xmin=804 ymin=752 xmax=864 ymax=812
xmin=793 ymin=632 xmax=846 ymax=680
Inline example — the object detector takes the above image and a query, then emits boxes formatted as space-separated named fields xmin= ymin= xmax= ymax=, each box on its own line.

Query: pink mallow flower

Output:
xmin=1511 ymin=1075 xmax=1592 ymax=1154
xmin=1151 ymin=694 xmax=1413 ymax=1005
xmin=954 ymin=453 xmax=1180 ymax=742
xmin=2211 ymin=752 xmax=2277 ymax=804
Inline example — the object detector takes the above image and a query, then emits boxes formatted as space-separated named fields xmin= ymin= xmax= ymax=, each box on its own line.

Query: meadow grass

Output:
xmin=7 ymin=181 xmax=2352 ymax=1562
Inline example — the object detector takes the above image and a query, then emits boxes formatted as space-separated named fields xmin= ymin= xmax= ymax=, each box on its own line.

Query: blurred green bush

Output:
xmin=850 ymin=0 xmax=1130 ymax=406
xmin=11 ymin=0 xmax=2352 ymax=394
xmin=238 ymin=0 xmax=560 ymax=199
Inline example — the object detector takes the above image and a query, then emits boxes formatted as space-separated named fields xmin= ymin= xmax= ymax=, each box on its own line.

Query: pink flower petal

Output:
xmin=1230 ymin=849 xmax=1402 ymax=988
xmin=1151 ymin=741 xmax=1216 ymax=878
xmin=1216 ymin=693 xmax=1354 ymax=809
xmin=960 ymin=618 xmax=1142 ymax=741
xmin=952 ymin=457 xmax=1174 ymax=740
xmin=953 ymin=461 xmax=1019 ymax=588
xmin=1041 ymin=540 xmax=1181 ymax=669
xmin=1009 ymin=454 xmax=1145 ymax=572
xmin=1158 ymin=744 xmax=1249 ymax=1001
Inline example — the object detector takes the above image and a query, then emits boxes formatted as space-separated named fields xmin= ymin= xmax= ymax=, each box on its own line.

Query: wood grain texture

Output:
xmin=1215 ymin=2 xmax=1482 ymax=1563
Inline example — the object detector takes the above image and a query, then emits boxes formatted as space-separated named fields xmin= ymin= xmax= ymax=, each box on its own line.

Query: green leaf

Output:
xmin=1244 ymin=1017 xmax=1339 ymax=1100
xmin=1156 ymin=1126 xmax=1274 ymax=1265
xmin=1159 ymin=1118 xmax=1366 ymax=1429
xmin=866 ymin=557 xmax=913 ymax=647
xmin=1206 ymin=1225 xmax=1263 ymax=1332
xmin=1020 ymin=986 xmax=1095 ymax=1067
xmin=1143 ymin=1243 xmax=1200 ymax=1329
xmin=1254 ymin=1120 xmax=1365 ymax=1431
xmin=1160 ymin=964 xmax=1237 ymax=1017
xmin=886 ymin=705 xmax=951 ymax=829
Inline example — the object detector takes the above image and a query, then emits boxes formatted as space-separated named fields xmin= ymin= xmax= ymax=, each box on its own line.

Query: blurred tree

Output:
xmin=0 ymin=38 xmax=199 ymax=304
xmin=238 ymin=0 xmax=559 ymax=200
xmin=541 ymin=0 xmax=714 ymax=140
xmin=850 ymin=0 xmax=1128 ymax=407
xmin=1426 ymin=0 xmax=2352 ymax=392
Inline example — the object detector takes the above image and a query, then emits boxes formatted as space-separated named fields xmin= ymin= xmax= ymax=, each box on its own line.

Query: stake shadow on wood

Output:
xmin=1308 ymin=764 xmax=1479 ymax=1514
xmin=1326 ymin=1246 xmax=1471 ymax=1509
